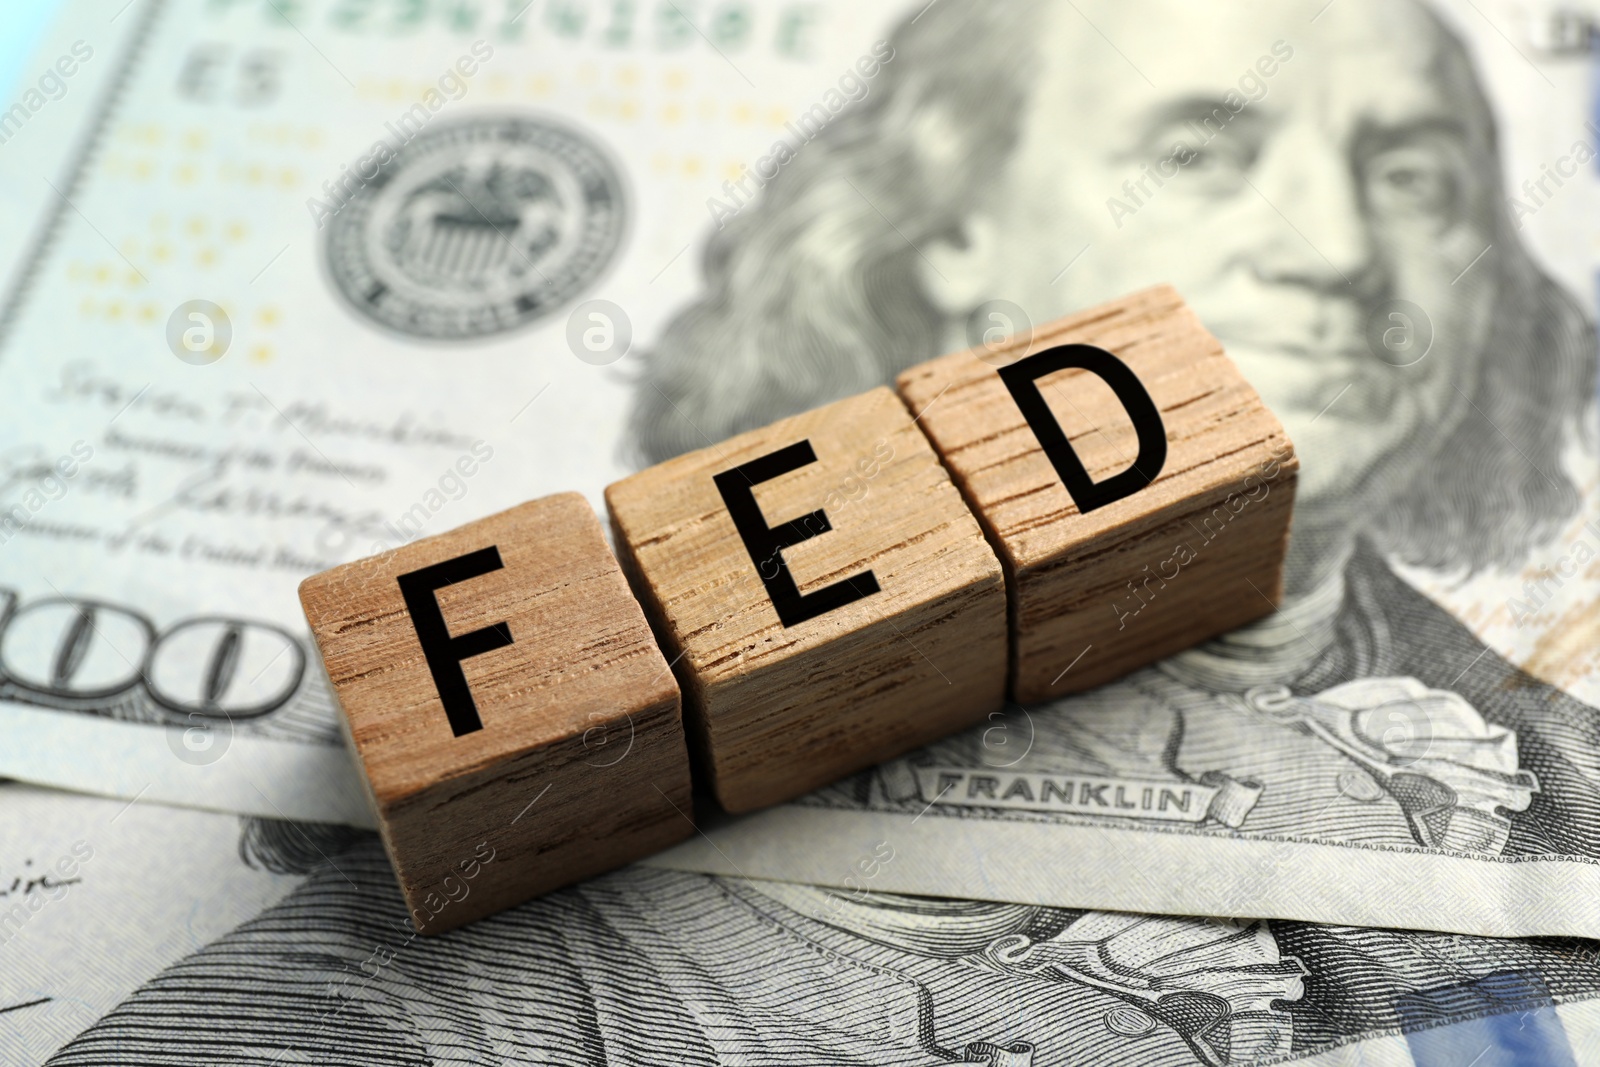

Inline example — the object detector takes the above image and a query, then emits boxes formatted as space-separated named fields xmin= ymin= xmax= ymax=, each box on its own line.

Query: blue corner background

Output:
xmin=0 ymin=2 xmax=69 ymax=103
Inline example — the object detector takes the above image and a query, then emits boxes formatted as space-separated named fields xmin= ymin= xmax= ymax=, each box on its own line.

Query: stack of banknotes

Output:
xmin=2 ymin=0 xmax=1598 ymax=1062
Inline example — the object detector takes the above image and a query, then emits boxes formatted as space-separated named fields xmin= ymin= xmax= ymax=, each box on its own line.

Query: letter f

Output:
xmin=396 ymin=546 xmax=513 ymax=736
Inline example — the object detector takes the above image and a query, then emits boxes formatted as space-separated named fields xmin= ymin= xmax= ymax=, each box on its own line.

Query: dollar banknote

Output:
xmin=643 ymin=0 xmax=1600 ymax=939
xmin=0 ymin=0 xmax=893 ymax=825
xmin=9 ymin=780 xmax=1600 ymax=1066
xmin=1 ymin=0 xmax=1598 ymax=940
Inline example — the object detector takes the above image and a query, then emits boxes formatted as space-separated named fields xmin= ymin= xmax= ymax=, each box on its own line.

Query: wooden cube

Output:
xmin=606 ymin=386 xmax=1007 ymax=813
xmin=299 ymin=492 xmax=690 ymax=934
xmin=897 ymin=285 xmax=1298 ymax=703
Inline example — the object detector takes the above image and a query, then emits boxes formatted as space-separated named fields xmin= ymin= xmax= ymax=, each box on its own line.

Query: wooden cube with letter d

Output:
xmin=299 ymin=492 xmax=691 ymax=934
xmin=898 ymin=285 xmax=1298 ymax=704
xmin=606 ymin=386 xmax=1007 ymax=813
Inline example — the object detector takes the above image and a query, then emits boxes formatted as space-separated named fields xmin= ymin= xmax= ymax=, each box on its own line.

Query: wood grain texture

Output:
xmin=896 ymin=285 xmax=1299 ymax=703
xmin=299 ymin=492 xmax=690 ymax=934
xmin=606 ymin=386 xmax=1006 ymax=813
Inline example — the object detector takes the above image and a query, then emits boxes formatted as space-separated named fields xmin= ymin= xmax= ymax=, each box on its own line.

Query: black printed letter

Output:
xmin=713 ymin=440 xmax=880 ymax=627
xmin=396 ymin=546 xmax=513 ymax=736
xmin=998 ymin=343 xmax=1167 ymax=513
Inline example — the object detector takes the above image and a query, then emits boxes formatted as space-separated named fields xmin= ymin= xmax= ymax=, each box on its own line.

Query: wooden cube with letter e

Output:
xmin=898 ymin=285 xmax=1298 ymax=703
xmin=606 ymin=386 xmax=1007 ymax=813
xmin=299 ymin=492 xmax=691 ymax=934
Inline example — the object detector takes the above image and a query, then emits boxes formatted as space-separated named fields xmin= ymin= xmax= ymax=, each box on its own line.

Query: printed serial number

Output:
xmin=204 ymin=0 xmax=824 ymax=58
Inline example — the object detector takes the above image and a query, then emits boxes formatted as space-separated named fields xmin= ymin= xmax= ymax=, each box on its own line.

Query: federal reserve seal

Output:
xmin=325 ymin=116 xmax=627 ymax=340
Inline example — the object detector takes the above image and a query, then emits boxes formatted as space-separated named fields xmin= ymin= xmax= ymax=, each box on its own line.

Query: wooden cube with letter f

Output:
xmin=606 ymin=387 xmax=1008 ymax=813
xmin=300 ymin=492 xmax=691 ymax=934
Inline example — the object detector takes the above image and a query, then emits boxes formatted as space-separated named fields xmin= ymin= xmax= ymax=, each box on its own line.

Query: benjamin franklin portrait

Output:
xmin=48 ymin=1 xmax=1600 ymax=1065
xmin=640 ymin=0 xmax=1600 ymax=862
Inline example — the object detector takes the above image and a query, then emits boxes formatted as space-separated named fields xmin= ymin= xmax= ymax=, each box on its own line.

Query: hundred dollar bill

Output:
xmin=3 ymin=0 xmax=1600 ymax=938
xmin=0 ymin=785 xmax=300 ymax=1064
xmin=641 ymin=0 xmax=1600 ymax=941
xmin=9 ymin=784 xmax=1600 ymax=1066
xmin=0 ymin=0 xmax=906 ymax=823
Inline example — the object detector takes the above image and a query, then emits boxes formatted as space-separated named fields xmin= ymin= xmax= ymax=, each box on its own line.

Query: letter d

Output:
xmin=998 ymin=344 xmax=1167 ymax=513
